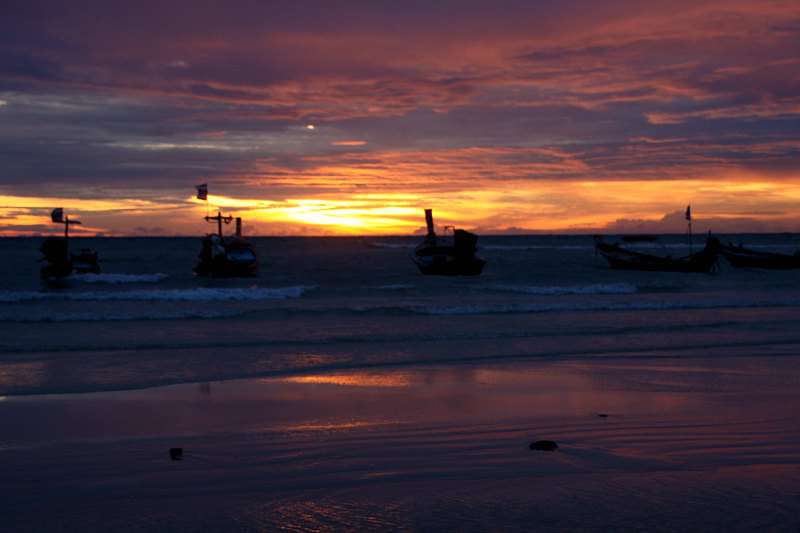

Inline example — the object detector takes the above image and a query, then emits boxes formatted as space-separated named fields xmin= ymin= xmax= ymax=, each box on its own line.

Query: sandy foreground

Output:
xmin=2 ymin=356 xmax=800 ymax=532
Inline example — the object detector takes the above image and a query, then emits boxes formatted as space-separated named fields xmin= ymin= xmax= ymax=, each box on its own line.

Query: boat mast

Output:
xmin=52 ymin=210 xmax=81 ymax=245
xmin=205 ymin=211 xmax=233 ymax=238
xmin=424 ymin=208 xmax=437 ymax=244
xmin=685 ymin=205 xmax=693 ymax=254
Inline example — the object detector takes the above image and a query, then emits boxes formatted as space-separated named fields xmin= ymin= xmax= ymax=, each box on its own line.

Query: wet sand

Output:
xmin=2 ymin=356 xmax=800 ymax=531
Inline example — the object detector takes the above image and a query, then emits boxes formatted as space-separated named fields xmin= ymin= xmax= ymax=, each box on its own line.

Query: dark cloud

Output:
xmin=0 ymin=53 xmax=63 ymax=81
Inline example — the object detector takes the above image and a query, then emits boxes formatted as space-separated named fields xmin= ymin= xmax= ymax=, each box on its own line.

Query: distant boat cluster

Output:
xmin=38 ymin=199 xmax=800 ymax=284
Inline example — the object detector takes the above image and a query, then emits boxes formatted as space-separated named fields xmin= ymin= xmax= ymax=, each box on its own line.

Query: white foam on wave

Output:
xmin=480 ymin=283 xmax=637 ymax=295
xmin=745 ymin=243 xmax=800 ymax=250
xmin=0 ymin=285 xmax=315 ymax=303
xmin=412 ymin=298 xmax=798 ymax=316
xmin=0 ymin=309 xmax=243 ymax=323
xmin=3 ymin=294 xmax=798 ymax=323
xmin=72 ymin=273 xmax=169 ymax=284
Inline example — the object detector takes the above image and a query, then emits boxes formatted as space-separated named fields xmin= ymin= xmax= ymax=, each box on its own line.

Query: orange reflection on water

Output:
xmin=281 ymin=420 xmax=376 ymax=432
xmin=0 ymin=361 xmax=46 ymax=390
xmin=282 ymin=372 xmax=412 ymax=388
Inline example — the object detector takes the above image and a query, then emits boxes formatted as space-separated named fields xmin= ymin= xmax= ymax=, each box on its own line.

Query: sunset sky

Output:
xmin=1 ymin=0 xmax=799 ymax=235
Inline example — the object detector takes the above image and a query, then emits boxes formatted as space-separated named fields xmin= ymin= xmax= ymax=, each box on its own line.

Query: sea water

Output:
xmin=0 ymin=234 xmax=798 ymax=394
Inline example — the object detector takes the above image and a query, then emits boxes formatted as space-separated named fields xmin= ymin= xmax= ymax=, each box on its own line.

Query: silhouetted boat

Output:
xmin=40 ymin=208 xmax=100 ymax=280
xmin=194 ymin=212 xmax=258 ymax=277
xmin=595 ymin=236 xmax=720 ymax=273
xmin=412 ymin=209 xmax=485 ymax=275
xmin=720 ymin=243 xmax=800 ymax=270
xmin=40 ymin=237 xmax=72 ymax=280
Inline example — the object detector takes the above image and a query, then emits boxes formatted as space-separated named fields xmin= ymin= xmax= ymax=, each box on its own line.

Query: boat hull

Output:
xmin=721 ymin=245 xmax=800 ymax=270
xmin=195 ymin=236 xmax=258 ymax=278
xmin=194 ymin=257 xmax=258 ymax=277
xmin=596 ymin=239 xmax=720 ymax=273
xmin=40 ymin=261 xmax=73 ymax=280
xmin=39 ymin=237 xmax=77 ymax=280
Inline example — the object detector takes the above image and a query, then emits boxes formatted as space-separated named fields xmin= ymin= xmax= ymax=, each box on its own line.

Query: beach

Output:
xmin=1 ymin=235 xmax=800 ymax=530
xmin=3 ymin=358 xmax=800 ymax=531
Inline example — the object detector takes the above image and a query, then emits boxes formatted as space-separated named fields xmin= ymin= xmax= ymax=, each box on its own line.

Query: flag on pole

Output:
xmin=685 ymin=205 xmax=692 ymax=221
xmin=196 ymin=183 xmax=208 ymax=201
xmin=51 ymin=208 xmax=64 ymax=223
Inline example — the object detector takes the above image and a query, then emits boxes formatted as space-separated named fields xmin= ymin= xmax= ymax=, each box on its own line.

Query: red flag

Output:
xmin=196 ymin=183 xmax=208 ymax=201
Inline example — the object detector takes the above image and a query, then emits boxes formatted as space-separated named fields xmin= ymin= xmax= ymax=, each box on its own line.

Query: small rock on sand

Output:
xmin=529 ymin=440 xmax=558 ymax=451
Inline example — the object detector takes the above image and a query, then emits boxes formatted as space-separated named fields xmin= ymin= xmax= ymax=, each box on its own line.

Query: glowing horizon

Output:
xmin=3 ymin=173 xmax=800 ymax=237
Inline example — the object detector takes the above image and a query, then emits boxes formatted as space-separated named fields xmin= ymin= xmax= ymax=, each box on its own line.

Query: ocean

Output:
xmin=2 ymin=234 xmax=800 ymax=531
xmin=1 ymin=233 xmax=799 ymax=393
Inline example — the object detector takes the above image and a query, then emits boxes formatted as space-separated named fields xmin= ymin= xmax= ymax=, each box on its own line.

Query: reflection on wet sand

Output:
xmin=1 ymin=357 xmax=800 ymax=530
xmin=0 ymin=361 xmax=46 ymax=390
xmin=281 ymin=421 xmax=377 ymax=432
xmin=0 ymin=357 xmax=797 ymax=445
xmin=279 ymin=372 xmax=412 ymax=388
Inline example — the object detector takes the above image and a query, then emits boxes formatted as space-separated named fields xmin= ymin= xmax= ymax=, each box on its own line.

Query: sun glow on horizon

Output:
xmin=3 ymin=175 xmax=800 ymax=236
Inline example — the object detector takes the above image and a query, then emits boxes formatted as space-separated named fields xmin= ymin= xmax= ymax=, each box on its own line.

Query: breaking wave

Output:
xmin=0 ymin=286 xmax=315 ymax=303
xmin=406 ymin=299 xmax=800 ymax=316
xmin=370 ymin=284 xmax=416 ymax=290
xmin=0 ymin=309 xmax=244 ymax=323
xmin=2 ymin=295 xmax=798 ymax=323
xmin=71 ymin=273 xmax=169 ymax=284
xmin=479 ymin=283 xmax=637 ymax=295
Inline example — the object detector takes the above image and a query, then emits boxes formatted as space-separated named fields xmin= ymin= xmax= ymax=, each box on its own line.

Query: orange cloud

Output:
xmin=331 ymin=140 xmax=367 ymax=146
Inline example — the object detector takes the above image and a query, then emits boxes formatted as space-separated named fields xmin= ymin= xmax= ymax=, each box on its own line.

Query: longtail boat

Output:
xmin=412 ymin=209 xmax=485 ymax=276
xmin=40 ymin=208 xmax=100 ymax=280
xmin=194 ymin=212 xmax=258 ymax=277
xmin=595 ymin=236 xmax=720 ymax=273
